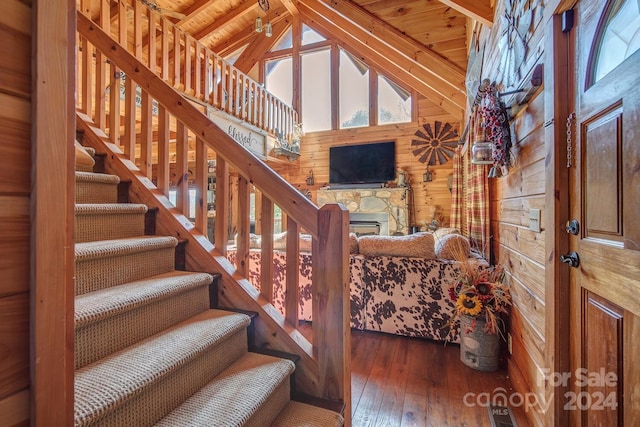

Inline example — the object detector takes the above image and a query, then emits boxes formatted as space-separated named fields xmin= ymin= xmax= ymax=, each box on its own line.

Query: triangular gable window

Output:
xmin=589 ymin=0 xmax=640 ymax=86
xmin=271 ymin=26 xmax=293 ymax=51
xmin=224 ymin=45 xmax=247 ymax=66
xmin=302 ymin=24 xmax=326 ymax=46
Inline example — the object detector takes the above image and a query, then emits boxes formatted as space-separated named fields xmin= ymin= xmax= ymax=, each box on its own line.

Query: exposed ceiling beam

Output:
xmin=320 ymin=0 xmax=465 ymax=89
xmin=176 ymin=0 xmax=215 ymax=27
xmin=297 ymin=0 xmax=465 ymax=117
xmin=210 ymin=6 xmax=290 ymax=57
xmin=280 ymin=0 xmax=299 ymax=16
xmin=438 ymin=0 xmax=493 ymax=27
xmin=193 ymin=0 xmax=257 ymax=41
xmin=234 ymin=19 xmax=291 ymax=74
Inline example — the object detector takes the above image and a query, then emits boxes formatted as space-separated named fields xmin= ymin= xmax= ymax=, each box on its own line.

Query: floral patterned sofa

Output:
xmin=227 ymin=231 xmax=487 ymax=343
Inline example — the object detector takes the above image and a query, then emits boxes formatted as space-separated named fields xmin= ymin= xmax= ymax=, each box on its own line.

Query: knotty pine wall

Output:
xmin=477 ymin=0 xmax=547 ymax=425
xmin=271 ymin=97 xmax=460 ymax=229
xmin=0 ymin=0 xmax=31 ymax=425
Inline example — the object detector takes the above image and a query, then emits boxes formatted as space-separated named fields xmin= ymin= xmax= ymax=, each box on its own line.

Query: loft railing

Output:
xmin=77 ymin=0 xmax=297 ymax=142
xmin=76 ymin=2 xmax=350 ymax=418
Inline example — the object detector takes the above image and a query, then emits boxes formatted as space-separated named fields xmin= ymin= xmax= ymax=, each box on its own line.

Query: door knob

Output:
xmin=560 ymin=251 xmax=580 ymax=268
xmin=565 ymin=219 xmax=580 ymax=235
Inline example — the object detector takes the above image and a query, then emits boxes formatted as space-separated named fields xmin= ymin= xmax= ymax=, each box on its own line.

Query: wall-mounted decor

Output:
xmin=479 ymin=83 xmax=513 ymax=177
xmin=411 ymin=121 xmax=459 ymax=165
xmin=495 ymin=0 xmax=539 ymax=89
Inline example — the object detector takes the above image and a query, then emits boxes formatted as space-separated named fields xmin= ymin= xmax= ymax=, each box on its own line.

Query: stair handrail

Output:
xmin=77 ymin=9 xmax=350 ymax=417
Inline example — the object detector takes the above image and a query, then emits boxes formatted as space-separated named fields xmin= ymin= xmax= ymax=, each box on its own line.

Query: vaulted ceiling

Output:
xmin=145 ymin=0 xmax=494 ymax=117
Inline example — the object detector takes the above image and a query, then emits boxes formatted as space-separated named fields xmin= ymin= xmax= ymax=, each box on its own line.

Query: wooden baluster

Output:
xmin=94 ymin=0 xmax=109 ymax=129
xmin=118 ymin=0 xmax=127 ymax=46
xmin=157 ymin=105 xmax=170 ymax=196
xmin=140 ymin=90 xmax=153 ymax=178
xmin=184 ymin=35 xmax=192 ymax=96
xmin=175 ymin=120 xmax=189 ymax=214
xmin=236 ymin=175 xmax=250 ymax=276
xmin=161 ymin=18 xmax=169 ymax=81
xmin=204 ymin=50 xmax=212 ymax=105
xmin=234 ymin=71 xmax=241 ymax=117
xmin=226 ymin=66 xmax=233 ymax=114
xmin=254 ymin=189 xmax=263 ymax=236
xmin=108 ymin=0 xmax=127 ymax=145
xmin=148 ymin=12 xmax=157 ymax=74
xmin=258 ymin=87 xmax=265 ymax=130
xmin=249 ymin=81 xmax=256 ymax=125
xmin=134 ymin=0 xmax=142 ymax=60
xmin=285 ymin=217 xmax=300 ymax=327
xmin=80 ymin=37 xmax=93 ymax=116
xmin=215 ymin=157 xmax=229 ymax=254
xmin=173 ymin=26 xmax=181 ymax=89
xmin=123 ymin=74 xmax=136 ymax=160
xmin=195 ymin=137 xmax=208 ymax=236
xmin=212 ymin=55 xmax=220 ymax=108
xmin=195 ymin=43 xmax=202 ymax=100
xmin=260 ymin=195 xmax=274 ymax=304
xmin=108 ymin=66 xmax=121 ymax=146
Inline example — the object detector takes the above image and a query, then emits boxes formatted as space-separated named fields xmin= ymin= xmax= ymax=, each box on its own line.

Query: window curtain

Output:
xmin=450 ymin=146 xmax=490 ymax=260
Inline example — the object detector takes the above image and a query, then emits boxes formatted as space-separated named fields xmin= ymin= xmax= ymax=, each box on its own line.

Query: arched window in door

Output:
xmin=589 ymin=0 xmax=640 ymax=86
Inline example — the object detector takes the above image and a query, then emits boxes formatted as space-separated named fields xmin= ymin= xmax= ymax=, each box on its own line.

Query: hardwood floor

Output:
xmin=348 ymin=329 xmax=532 ymax=427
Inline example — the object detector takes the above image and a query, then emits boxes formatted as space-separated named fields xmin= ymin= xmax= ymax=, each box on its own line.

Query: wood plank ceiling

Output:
xmin=143 ymin=0 xmax=493 ymax=117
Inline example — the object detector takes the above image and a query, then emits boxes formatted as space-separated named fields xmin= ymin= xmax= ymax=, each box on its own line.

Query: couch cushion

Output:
xmin=358 ymin=232 xmax=436 ymax=259
xmin=432 ymin=227 xmax=461 ymax=241
xmin=434 ymin=233 xmax=471 ymax=260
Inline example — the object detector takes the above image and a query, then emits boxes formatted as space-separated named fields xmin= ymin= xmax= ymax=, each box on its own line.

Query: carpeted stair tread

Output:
xmin=75 ymin=236 xmax=177 ymax=260
xmin=75 ymin=171 xmax=120 ymax=184
xmin=271 ymin=401 xmax=344 ymax=426
xmin=154 ymin=352 xmax=295 ymax=427
xmin=75 ymin=171 xmax=120 ymax=204
xmin=75 ymin=203 xmax=148 ymax=242
xmin=75 ymin=271 xmax=213 ymax=328
xmin=74 ymin=309 xmax=251 ymax=427
xmin=76 ymin=203 xmax=148 ymax=215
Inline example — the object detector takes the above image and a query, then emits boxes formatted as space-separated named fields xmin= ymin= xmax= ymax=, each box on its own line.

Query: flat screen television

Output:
xmin=329 ymin=141 xmax=396 ymax=184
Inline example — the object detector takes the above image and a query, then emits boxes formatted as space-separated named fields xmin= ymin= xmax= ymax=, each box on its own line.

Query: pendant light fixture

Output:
xmin=256 ymin=0 xmax=272 ymax=37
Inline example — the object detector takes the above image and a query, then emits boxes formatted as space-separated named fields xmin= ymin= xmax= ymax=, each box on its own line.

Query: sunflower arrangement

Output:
xmin=443 ymin=240 xmax=512 ymax=338
xmin=448 ymin=264 xmax=511 ymax=335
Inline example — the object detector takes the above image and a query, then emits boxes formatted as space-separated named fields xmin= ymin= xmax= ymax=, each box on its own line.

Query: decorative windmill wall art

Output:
xmin=411 ymin=121 xmax=459 ymax=165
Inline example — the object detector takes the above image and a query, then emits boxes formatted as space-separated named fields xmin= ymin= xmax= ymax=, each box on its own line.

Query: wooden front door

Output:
xmin=569 ymin=0 xmax=640 ymax=425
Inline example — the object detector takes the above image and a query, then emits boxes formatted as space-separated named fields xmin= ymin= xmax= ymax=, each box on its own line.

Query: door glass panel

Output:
xmin=592 ymin=0 xmax=640 ymax=84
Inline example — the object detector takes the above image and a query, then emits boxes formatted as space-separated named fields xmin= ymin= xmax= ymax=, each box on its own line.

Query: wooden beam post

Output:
xmin=32 ymin=0 xmax=75 ymax=424
xmin=314 ymin=204 xmax=351 ymax=422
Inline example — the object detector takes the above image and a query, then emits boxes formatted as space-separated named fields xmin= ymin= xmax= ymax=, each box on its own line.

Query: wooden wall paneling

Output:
xmin=0 ymin=97 xmax=30 ymax=195
xmin=0 ymin=2 xmax=31 ymax=424
xmin=510 ymin=307 xmax=545 ymax=375
xmin=0 ymin=295 xmax=29 ymax=400
xmin=0 ymin=196 xmax=30 ymax=296
xmin=32 ymin=0 xmax=76 ymax=424
xmin=0 ymin=389 xmax=29 ymax=427
xmin=492 ymin=158 xmax=545 ymax=200
xmin=490 ymin=195 xmax=546 ymax=229
xmin=0 ymin=1 xmax=30 ymax=98
xmin=492 ymin=220 xmax=545 ymax=265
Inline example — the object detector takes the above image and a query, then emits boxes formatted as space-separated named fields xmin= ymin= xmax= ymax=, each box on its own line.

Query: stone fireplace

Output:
xmin=317 ymin=187 xmax=410 ymax=235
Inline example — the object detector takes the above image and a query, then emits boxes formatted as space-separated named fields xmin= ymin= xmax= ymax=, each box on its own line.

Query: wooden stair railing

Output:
xmin=76 ymin=8 xmax=351 ymax=420
xmin=77 ymin=0 xmax=297 ymax=141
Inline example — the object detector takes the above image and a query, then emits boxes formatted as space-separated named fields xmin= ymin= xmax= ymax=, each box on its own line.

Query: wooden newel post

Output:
xmin=314 ymin=204 xmax=351 ymax=423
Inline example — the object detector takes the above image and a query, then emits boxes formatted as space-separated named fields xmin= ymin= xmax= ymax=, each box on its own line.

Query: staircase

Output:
xmin=73 ymin=147 xmax=344 ymax=426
